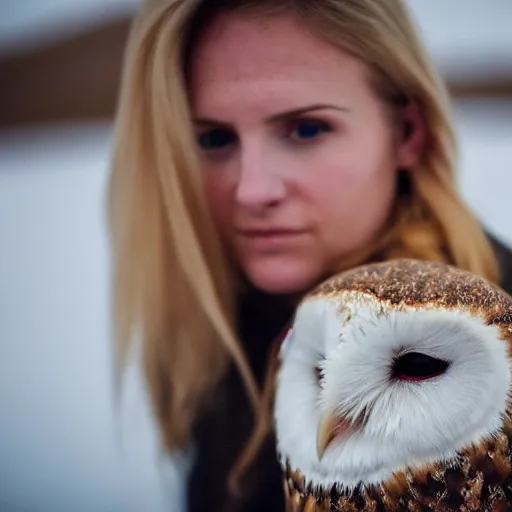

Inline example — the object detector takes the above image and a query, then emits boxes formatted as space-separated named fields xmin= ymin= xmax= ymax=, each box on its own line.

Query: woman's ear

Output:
xmin=396 ymin=101 xmax=426 ymax=170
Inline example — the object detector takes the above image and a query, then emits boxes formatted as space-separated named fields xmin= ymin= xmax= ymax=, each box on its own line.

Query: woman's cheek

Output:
xmin=203 ymin=178 xmax=231 ymax=234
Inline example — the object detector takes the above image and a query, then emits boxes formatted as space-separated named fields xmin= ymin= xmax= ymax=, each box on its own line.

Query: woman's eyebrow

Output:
xmin=266 ymin=104 xmax=350 ymax=123
xmin=193 ymin=104 xmax=349 ymax=127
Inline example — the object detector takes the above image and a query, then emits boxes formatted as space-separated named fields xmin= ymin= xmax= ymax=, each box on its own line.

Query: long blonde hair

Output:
xmin=108 ymin=0 xmax=498 ymax=462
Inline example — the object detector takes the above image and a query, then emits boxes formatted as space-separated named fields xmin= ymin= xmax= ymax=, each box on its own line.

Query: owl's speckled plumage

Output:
xmin=308 ymin=259 xmax=512 ymax=339
xmin=274 ymin=259 xmax=512 ymax=512
xmin=284 ymin=427 xmax=512 ymax=511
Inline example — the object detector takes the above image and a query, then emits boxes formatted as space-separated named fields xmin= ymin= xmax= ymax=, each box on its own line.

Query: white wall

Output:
xmin=0 ymin=125 xmax=186 ymax=512
xmin=454 ymin=100 xmax=512 ymax=246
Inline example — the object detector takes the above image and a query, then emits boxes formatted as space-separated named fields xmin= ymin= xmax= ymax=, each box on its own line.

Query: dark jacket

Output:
xmin=187 ymin=232 xmax=512 ymax=512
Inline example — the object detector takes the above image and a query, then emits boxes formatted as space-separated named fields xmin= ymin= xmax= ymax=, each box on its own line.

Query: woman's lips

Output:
xmin=237 ymin=228 xmax=307 ymax=250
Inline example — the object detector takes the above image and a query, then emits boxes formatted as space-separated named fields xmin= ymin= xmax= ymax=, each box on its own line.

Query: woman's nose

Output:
xmin=234 ymin=144 xmax=286 ymax=210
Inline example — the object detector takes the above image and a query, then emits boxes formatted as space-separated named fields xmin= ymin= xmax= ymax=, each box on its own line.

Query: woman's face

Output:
xmin=189 ymin=13 xmax=422 ymax=294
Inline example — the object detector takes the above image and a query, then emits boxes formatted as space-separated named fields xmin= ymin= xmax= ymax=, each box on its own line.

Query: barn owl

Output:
xmin=273 ymin=259 xmax=512 ymax=511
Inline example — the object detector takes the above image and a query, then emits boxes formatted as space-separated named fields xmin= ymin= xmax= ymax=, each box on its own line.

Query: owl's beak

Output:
xmin=317 ymin=410 xmax=358 ymax=461
xmin=316 ymin=410 xmax=337 ymax=461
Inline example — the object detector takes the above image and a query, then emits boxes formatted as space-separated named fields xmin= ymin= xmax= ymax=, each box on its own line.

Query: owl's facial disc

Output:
xmin=316 ymin=352 xmax=451 ymax=460
xmin=274 ymin=294 xmax=511 ymax=492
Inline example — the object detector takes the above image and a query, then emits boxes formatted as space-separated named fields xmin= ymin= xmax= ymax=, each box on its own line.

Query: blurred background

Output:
xmin=0 ymin=1 xmax=511 ymax=511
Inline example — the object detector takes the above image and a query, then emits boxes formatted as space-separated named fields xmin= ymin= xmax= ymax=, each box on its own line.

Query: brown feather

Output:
xmin=306 ymin=259 xmax=512 ymax=342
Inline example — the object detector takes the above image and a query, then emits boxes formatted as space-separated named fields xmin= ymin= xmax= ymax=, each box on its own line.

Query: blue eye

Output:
xmin=290 ymin=121 xmax=331 ymax=141
xmin=198 ymin=129 xmax=236 ymax=150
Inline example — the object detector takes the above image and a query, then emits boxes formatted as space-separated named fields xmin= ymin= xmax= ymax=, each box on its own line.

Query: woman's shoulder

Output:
xmin=486 ymin=230 xmax=512 ymax=295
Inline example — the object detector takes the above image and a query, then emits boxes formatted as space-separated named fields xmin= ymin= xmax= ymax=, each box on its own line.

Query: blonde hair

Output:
xmin=108 ymin=0 xmax=499 ymax=480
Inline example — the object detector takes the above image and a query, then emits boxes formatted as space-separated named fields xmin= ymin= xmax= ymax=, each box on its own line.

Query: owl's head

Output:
xmin=274 ymin=259 xmax=512 ymax=506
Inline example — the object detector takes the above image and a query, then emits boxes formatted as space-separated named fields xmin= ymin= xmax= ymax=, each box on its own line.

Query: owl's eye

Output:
xmin=314 ymin=365 xmax=324 ymax=385
xmin=392 ymin=352 xmax=450 ymax=382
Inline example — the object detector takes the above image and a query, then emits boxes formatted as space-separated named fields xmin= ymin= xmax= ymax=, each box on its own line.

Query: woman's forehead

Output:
xmin=189 ymin=12 xmax=359 ymax=86
xmin=188 ymin=12 xmax=369 ymax=118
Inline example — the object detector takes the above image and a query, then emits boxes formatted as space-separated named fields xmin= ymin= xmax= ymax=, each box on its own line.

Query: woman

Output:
xmin=108 ymin=0 xmax=512 ymax=510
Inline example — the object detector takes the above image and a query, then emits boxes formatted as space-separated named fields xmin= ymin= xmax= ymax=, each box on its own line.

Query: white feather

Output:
xmin=274 ymin=293 xmax=511 ymax=491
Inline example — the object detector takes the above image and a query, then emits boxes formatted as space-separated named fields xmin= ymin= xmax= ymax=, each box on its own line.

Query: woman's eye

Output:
xmin=392 ymin=352 xmax=450 ymax=382
xmin=289 ymin=121 xmax=331 ymax=142
xmin=197 ymin=129 xmax=236 ymax=150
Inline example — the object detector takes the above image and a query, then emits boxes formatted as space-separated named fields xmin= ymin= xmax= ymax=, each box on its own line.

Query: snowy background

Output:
xmin=0 ymin=1 xmax=511 ymax=511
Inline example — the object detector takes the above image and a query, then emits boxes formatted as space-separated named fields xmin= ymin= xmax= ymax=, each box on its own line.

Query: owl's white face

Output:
xmin=274 ymin=293 xmax=511 ymax=491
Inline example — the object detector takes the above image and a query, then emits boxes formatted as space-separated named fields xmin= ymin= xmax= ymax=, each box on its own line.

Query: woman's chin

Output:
xmin=242 ymin=257 xmax=321 ymax=295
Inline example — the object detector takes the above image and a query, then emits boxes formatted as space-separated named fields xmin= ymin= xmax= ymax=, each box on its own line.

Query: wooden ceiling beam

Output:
xmin=0 ymin=17 xmax=510 ymax=128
